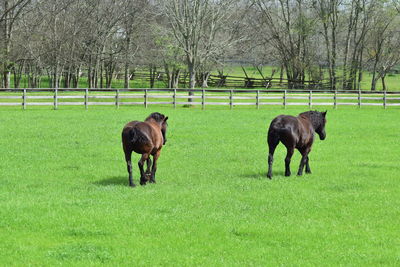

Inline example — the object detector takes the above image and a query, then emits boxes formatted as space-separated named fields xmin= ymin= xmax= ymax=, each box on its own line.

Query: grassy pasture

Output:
xmin=0 ymin=105 xmax=399 ymax=266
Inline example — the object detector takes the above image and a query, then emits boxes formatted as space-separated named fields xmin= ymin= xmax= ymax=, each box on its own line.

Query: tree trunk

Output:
xmin=188 ymin=61 xmax=195 ymax=102
xmin=149 ymin=65 xmax=157 ymax=88
xmin=124 ymin=35 xmax=131 ymax=89
xmin=74 ymin=67 xmax=80 ymax=88
xmin=172 ymin=69 xmax=180 ymax=88
xmin=2 ymin=0 xmax=11 ymax=89
xmin=88 ymin=56 xmax=92 ymax=89
xmin=370 ymin=53 xmax=379 ymax=91
xmin=124 ymin=62 xmax=130 ymax=89
xmin=201 ymin=72 xmax=210 ymax=88
xmin=381 ymin=75 xmax=386 ymax=91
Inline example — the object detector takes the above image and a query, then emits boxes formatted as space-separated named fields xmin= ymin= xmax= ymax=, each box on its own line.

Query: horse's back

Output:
xmin=269 ymin=115 xmax=298 ymax=131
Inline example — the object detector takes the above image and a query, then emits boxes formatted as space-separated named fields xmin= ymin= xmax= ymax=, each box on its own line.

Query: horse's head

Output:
xmin=146 ymin=112 xmax=169 ymax=145
xmin=161 ymin=116 xmax=168 ymax=145
xmin=315 ymin=111 xmax=327 ymax=140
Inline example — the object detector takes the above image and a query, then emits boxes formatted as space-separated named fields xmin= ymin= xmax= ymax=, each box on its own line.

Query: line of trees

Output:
xmin=1 ymin=0 xmax=400 ymax=90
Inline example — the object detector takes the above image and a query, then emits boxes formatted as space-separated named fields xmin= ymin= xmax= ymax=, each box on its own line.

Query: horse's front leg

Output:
xmin=150 ymin=151 xmax=160 ymax=183
xmin=138 ymin=154 xmax=149 ymax=185
xmin=285 ymin=147 xmax=294 ymax=176
xmin=306 ymin=156 xmax=311 ymax=173
xmin=305 ymin=156 xmax=311 ymax=174
xmin=297 ymin=148 xmax=311 ymax=176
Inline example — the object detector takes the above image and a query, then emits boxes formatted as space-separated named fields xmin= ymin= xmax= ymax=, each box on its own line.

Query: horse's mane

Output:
xmin=299 ymin=111 xmax=324 ymax=129
xmin=145 ymin=112 xmax=165 ymax=123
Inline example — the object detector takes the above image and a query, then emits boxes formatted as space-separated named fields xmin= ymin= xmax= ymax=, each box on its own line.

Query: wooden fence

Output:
xmin=0 ymin=88 xmax=399 ymax=109
xmin=124 ymin=70 xmax=330 ymax=89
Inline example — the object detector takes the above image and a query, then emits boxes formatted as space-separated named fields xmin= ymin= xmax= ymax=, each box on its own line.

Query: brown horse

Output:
xmin=267 ymin=110 xmax=327 ymax=178
xmin=122 ymin=112 xmax=168 ymax=187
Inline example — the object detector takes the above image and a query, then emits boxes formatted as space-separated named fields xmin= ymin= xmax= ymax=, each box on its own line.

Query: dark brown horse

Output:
xmin=267 ymin=110 xmax=327 ymax=178
xmin=122 ymin=112 xmax=168 ymax=187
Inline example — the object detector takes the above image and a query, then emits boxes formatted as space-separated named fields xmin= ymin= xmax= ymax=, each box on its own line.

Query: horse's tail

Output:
xmin=130 ymin=127 xmax=138 ymax=143
xmin=268 ymin=123 xmax=280 ymax=142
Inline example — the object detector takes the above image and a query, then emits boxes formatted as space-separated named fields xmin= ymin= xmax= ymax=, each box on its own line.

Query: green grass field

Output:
xmin=0 ymin=105 xmax=399 ymax=265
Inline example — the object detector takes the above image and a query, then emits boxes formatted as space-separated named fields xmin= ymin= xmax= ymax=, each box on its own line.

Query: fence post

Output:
xmin=54 ymin=88 xmax=58 ymax=110
xmin=144 ymin=89 xmax=148 ymax=108
xmin=230 ymin=89 xmax=233 ymax=109
xmin=334 ymin=90 xmax=337 ymax=109
xmin=85 ymin=88 xmax=88 ymax=110
xmin=256 ymin=90 xmax=259 ymax=109
xmin=173 ymin=88 xmax=176 ymax=109
xmin=283 ymin=90 xmax=287 ymax=108
xmin=22 ymin=89 xmax=26 ymax=110
xmin=202 ymin=89 xmax=205 ymax=110
xmin=116 ymin=89 xmax=119 ymax=108
xmin=309 ymin=90 xmax=312 ymax=108
xmin=383 ymin=90 xmax=386 ymax=109
xmin=358 ymin=89 xmax=361 ymax=108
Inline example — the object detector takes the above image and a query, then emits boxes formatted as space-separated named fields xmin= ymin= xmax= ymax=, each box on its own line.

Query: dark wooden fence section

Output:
xmin=0 ymin=88 xmax=399 ymax=109
xmin=126 ymin=70 xmax=330 ymax=89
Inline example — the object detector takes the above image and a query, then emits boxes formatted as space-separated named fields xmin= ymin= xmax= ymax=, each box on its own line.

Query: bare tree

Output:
xmin=159 ymin=0 xmax=240 ymax=97
xmin=0 ymin=0 xmax=31 ymax=88
xmin=253 ymin=0 xmax=318 ymax=89
xmin=313 ymin=0 xmax=340 ymax=90
xmin=366 ymin=4 xmax=400 ymax=91
xmin=118 ymin=0 xmax=149 ymax=89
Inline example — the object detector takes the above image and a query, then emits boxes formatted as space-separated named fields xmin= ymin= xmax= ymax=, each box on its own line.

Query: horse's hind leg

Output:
xmin=267 ymin=132 xmax=279 ymax=179
xmin=124 ymin=150 xmax=135 ymax=187
xmin=138 ymin=154 xmax=149 ymax=185
xmin=284 ymin=146 xmax=294 ymax=177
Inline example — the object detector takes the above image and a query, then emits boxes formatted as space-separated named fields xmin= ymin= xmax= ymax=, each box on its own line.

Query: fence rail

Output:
xmin=0 ymin=88 xmax=399 ymax=109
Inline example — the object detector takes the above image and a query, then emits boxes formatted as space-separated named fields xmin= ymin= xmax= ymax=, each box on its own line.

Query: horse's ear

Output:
xmin=323 ymin=110 xmax=327 ymax=117
xmin=164 ymin=116 xmax=168 ymax=122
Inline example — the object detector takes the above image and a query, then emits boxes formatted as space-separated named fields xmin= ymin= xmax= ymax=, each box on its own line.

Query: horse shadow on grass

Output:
xmin=241 ymin=171 xmax=286 ymax=180
xmin=94 ymin=176 xmax=127 ymax=186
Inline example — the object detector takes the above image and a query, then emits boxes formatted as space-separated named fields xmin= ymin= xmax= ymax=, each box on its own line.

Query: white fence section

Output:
xmin=0 ymin=88 xmax=399 ymax=109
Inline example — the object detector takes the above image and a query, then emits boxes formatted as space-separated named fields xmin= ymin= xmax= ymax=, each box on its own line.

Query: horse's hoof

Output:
xmin=129 ymin=183 xmax=136 ymax=187
xmin=267 ymin=174 xmax=272 ymax=179
xmin=285 ymin=173 xmax=291 ymax=177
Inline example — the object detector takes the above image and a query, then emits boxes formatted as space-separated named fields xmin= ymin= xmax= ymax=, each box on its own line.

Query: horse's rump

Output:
xmin=122 ymin=121 xmax=151 ymax=145
xmin=129 ymin=126 xmax=150 ymax=144
xmin=268 ymin=115 xmax=298 ymax=134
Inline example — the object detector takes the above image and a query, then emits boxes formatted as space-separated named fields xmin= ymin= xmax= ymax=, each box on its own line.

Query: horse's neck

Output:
xmin=300 ymin=114 xmax=318 ymax=131
xmin=145 ymin=118 xmax=161 ymax=129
